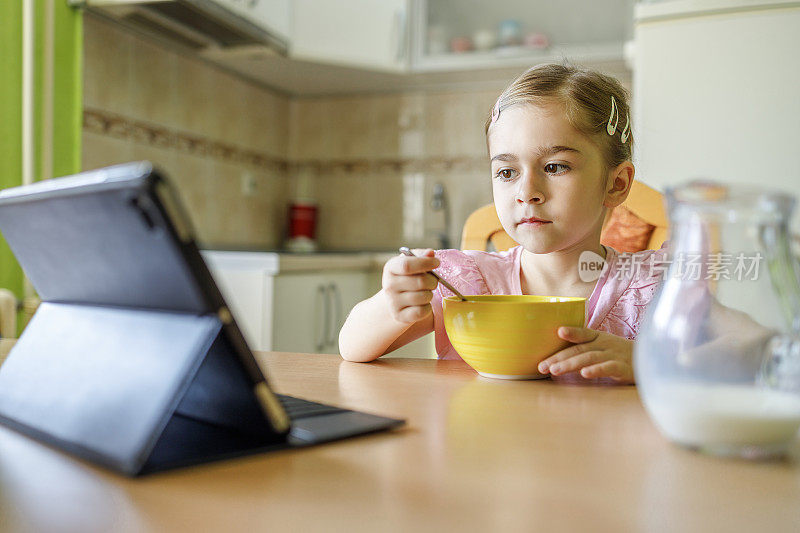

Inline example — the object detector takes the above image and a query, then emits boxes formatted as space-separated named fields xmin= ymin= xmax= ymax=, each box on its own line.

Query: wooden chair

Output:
xmin=460 ymin=180 xmax=668 ymax=252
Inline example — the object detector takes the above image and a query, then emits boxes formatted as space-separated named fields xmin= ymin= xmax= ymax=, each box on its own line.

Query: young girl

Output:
xmin=339 ymin=63 xmax=666 ymax=384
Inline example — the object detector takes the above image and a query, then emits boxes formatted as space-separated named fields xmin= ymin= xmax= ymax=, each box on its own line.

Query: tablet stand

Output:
xmin=0 ymin=302 xmax=287 ymax=476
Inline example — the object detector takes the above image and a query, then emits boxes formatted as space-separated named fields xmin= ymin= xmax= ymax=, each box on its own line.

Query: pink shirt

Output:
xmin=431 ymin=244 xmax=668 ymax=360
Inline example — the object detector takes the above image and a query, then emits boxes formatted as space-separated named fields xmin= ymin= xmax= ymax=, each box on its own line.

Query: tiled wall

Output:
xmin=287 ymin=90 xmax=501 ymax=250
xmin=83 ymin=14 xmax=630 ymax=251
xmin=83 ymin=14 xmax=290 ymax=248
xmin=288 ymin=80 xmax=631 ymax=251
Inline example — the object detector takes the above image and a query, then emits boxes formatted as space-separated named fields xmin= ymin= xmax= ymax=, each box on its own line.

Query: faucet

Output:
xmin=430 ymin=182 xmax=451 ymax=249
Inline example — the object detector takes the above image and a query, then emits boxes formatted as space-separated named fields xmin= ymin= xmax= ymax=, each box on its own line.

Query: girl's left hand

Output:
xmin=538 ymin=327 xmax=635 ymax=384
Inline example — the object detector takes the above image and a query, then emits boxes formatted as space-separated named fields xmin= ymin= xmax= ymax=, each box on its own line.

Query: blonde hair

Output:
xmin=485 ymin=63 xmax=633 ymax=170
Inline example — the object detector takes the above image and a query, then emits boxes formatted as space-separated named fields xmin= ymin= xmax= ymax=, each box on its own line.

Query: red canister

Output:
xmin=288 ymin=201 xmax=318 ymax=240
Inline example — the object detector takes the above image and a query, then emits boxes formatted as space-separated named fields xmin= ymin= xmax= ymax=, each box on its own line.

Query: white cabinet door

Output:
xmin=273 ymin=271 xmax=369 ymax=354
xmin=205 ymin=266 xmax=273 ymax=352
xmin=322 ymin=271 xmax=369 ymax=353
xmin=217 ymin=0 xmax=292 ymax=42
xmin=633 ymin=3 xmax=800 ymax=199
xmin=291 ymin=0 xmax=409 ymax=72
xmin=273 ymin=272 xmax=328 ymax=354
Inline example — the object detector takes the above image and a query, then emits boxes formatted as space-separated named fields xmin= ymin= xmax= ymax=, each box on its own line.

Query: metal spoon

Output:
xmin=398 ymin=247 xmax=468 ymax=301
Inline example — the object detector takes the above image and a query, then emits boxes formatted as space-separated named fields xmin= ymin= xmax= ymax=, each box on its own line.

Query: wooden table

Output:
xmin=0 ymin=350 xmax=799 ymax=532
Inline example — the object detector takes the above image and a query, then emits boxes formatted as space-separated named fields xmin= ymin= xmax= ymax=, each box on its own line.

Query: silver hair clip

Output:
xmin=621 ymin=113 xmax=630 ymax=143
xmin=607 ymin=95 xmax=619 ymax=136
xmin=491 ymin=100 xmax=500 ymax=124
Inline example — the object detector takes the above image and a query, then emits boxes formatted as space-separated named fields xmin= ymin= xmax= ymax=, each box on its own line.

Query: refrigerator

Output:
xmin=632 ymin=0 xmax=800 ymax=206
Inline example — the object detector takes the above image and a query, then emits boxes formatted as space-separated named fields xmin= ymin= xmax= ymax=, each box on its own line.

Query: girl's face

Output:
xmin=488 ymin=101 xmax=612 ymax=255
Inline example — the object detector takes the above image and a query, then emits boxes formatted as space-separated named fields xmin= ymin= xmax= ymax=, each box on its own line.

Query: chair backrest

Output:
xmin=460 ymin=180 xmax=668 ymax=252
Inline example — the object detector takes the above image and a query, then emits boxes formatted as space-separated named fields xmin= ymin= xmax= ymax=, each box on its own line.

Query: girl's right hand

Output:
xmin=382 ymin=249 xmax=440 ymax=324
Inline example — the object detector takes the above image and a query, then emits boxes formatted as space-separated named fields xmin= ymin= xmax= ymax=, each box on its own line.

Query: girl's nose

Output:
xmin=516 ymin=177 xmax=545 ymax=205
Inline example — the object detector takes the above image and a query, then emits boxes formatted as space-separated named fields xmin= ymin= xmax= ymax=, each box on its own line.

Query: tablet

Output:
xmin=0 ymin=162 xmax=402 ymax=475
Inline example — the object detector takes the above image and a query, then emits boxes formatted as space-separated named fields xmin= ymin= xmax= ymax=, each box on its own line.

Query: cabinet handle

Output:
xmin=315 ymin=284 xmax=326 ymax=352
xmin=328 ymin=282 xmax=342 ymax=347
xmin=321 ymin=283 xmax=333 ymax=352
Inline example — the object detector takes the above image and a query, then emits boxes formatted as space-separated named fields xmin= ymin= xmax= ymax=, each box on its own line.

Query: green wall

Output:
xmin=0 ymin=1 xmax=82 ymax=332
xmin=48 ymin=0 xmax=84 ymax=177
xmin=0 ymin=2 xmax=24 ymax=302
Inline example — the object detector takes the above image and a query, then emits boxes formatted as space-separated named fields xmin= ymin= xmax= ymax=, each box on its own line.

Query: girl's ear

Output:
xmin=603 ymin=162 xmax=635 ymax=209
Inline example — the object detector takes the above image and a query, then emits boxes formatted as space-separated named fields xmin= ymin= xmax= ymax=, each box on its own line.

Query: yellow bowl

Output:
xmin=443 ymin=295 xmax=586 ymax=380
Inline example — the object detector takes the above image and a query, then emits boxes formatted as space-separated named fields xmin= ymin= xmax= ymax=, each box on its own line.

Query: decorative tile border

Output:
xmin=84 ymin=108 xmax=288 ymax=173
xmin=83 ymin=108 xmax=489 ymax=175
xmin=291 ymin=156 xmax=488 ymax=175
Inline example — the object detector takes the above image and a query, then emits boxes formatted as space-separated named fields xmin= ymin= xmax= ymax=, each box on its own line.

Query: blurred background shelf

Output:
xmin=413 ymin=0 xmax=633 ymax=77
xmin=413 ymin=42 xmax=626 ymax=72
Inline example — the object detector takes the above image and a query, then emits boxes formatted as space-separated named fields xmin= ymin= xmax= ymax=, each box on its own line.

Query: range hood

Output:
xmin=77 ymin=0 xmax=289 ymax=56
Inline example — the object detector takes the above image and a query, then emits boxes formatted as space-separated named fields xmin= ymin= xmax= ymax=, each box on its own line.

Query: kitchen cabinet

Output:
xmin=272 ymin=271 xmax=368 ymax=354
xmin=222 ymin=0 xmax=292 ymax=43
xmin=211 ymin=265 xmax=275 ymax=352
xmin=87 ymin=0 xmax=632 ymax=95
xmin=291 ymin=0 xmax=410 ymax=73
xmin=412 ymin=0 xmax=634 ymax=73
xmin=202 ymin=250 xmax=436 ymax=358
xmin=202 ymin=251 xmax=370 ymax=354
xmin=632 ymin=0 xmax=800 ymax=206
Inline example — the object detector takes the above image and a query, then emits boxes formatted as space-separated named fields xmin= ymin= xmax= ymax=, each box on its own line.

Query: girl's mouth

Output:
xmin=518 ymin=217 xmax=552 ymax=226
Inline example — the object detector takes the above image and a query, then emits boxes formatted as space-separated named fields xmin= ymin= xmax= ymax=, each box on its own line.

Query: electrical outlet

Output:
xmin=241 ymin=172 xmax=257 ymax=196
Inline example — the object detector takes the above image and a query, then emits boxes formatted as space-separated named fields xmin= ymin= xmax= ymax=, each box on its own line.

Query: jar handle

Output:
xmin=759 ymin=225 xmax=800 ymax=334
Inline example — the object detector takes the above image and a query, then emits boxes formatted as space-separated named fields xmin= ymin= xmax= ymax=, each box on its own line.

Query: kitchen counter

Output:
xmin=0 ymin=351 xmax=798 ymax=531
xmin=201 ymin=249 xmax=397 ymax=274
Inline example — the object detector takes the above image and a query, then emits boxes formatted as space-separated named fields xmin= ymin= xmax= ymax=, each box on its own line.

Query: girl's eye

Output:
xmin=495 ymin=168 xmax=517 ymax=181
xmin=544 ymin=163 xmax=570 ymax=175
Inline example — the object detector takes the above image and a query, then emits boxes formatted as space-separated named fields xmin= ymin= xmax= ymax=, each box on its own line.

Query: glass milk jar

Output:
xmin=635 ymin=181 xmax=800 ymax=458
